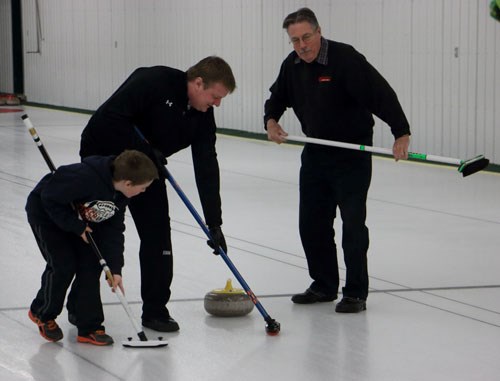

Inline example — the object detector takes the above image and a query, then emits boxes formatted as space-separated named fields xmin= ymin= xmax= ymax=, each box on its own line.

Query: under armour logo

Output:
xmin=165 ymin=100 xmax=173 ymax=107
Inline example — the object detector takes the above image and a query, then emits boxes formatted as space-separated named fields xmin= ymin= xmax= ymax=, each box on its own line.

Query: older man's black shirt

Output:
xmin=264 ymin=38 xmax=410 ymax=149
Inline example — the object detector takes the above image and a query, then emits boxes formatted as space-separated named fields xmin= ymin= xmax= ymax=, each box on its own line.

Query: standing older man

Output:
xmin=264 ymin=8 xmax=411 ymax=313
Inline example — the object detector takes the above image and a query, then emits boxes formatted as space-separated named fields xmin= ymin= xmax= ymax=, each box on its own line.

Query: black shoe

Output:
xmin=142 ymin=316 xmax=180 ymax=332
xmin=335 ymin=297 xmax=366 ymax=313
xmin=291 ymin=288 xmax=337 ymax=304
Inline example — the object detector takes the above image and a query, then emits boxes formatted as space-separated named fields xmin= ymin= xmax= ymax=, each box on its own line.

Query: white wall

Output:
xmin=17 ymin=0 xmax=500 ymax=164
xmin=0 ymin=0 xmax=14 ymax=93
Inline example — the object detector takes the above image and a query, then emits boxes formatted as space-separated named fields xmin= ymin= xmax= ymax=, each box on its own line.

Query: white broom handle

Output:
xmin=114 ymin=288 xmax=143 ymax=334
xmin=99 ymin=261 xmax=143 ymax=335
xmin=285 ymin=135 xmax=462 ymax=166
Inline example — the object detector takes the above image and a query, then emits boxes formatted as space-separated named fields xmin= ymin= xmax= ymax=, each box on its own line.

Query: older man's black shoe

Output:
xmin=142 ymin=316 xmax=180 ymax=332
xmin=335 ymin=297 xmax=366 ymax=313
xmin=291 ymin=288 xmax=336 ymax=304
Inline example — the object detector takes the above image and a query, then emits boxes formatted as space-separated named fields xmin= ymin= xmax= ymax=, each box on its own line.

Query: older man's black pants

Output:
xmin=298 ymin=146 xmax=372 ymax=300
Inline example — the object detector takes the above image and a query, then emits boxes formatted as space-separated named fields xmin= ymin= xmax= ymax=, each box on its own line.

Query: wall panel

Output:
xmin=0 ymin=0 xmax=14 ymax=93
xmin=494 ymin=14 xmax=500 ymax=165
xmin=379 ymin=0 xmax=412 ymax=149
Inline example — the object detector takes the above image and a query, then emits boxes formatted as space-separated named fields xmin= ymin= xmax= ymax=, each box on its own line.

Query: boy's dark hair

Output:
xmin=282 ymin=7 xmax=319 ymax=30
xmin=187 ymin=56 xmax=236 ymax=93
xmin=112 ymin=150 xmax=158 ymax=185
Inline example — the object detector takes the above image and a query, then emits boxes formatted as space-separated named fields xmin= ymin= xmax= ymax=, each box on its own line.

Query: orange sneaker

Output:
xmin=77 ymin=330 xmax=114 ymax=346
xmin=28 ymin=310 xmax=63 ymax=342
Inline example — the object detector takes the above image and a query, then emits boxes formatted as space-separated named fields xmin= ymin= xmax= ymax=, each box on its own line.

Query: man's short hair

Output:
xmin=187 ymin=56 xmax=236 ymax=93
xmin=282 ymin=7 xmax=319 ymax=30
xmin=112 ymin=150 xmax=158 ymax=185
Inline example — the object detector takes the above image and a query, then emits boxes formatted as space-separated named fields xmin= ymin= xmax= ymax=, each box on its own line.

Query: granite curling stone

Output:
xmin=204 ymin=279 xmax=254 ymax=317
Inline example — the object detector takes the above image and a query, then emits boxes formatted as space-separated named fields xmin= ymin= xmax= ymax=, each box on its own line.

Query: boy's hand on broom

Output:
xmin=80 ymin=226 xmax=93 ymax=243
xmin=107 ymin=274 xmax=124 ymax=294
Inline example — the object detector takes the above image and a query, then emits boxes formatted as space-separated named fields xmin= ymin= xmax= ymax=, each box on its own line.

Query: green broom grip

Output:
xmin=408 ymin=152 xmax=427 ymax=160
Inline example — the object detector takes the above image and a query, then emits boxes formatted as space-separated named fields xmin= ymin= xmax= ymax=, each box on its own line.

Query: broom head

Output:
xmin=458 ymin=155 xmax=490 ymax=177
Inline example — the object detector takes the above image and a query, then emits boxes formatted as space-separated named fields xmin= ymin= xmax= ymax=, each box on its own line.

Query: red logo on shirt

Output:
xmin=318 ymin=76 xmax=332 ymax=82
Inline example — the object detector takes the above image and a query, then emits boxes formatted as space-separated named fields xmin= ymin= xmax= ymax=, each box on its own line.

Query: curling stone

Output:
xmin=204 ymin=279 xmax=254 ymax=317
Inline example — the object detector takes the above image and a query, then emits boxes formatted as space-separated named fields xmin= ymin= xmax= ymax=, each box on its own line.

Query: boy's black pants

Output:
xmin=30 ymin=223 xmax=104 ymax=335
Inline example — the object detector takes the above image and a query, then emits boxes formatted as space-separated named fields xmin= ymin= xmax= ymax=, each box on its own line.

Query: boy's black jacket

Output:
xmin=26 ymin=155 xmax=127 ymax=274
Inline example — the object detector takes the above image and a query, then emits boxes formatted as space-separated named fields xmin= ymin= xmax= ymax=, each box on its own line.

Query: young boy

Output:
xmin=26 ymin=150 xmax=158 ymax=345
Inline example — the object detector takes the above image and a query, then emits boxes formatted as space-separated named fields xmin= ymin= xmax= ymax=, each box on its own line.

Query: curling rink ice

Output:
xmin=1 ymin=105 xmax=500 ymax=381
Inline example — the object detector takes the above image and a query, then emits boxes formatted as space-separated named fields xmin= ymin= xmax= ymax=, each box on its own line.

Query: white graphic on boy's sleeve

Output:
xmin=77 ymin=200 xmax=118 ymax=223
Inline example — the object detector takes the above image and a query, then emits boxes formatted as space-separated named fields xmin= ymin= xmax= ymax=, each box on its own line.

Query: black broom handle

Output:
xmin=21 ymin=114 xmax=117 ymax=285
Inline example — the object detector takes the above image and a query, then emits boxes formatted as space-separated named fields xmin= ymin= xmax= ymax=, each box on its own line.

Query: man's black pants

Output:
xmin=298 ymin=146 xmax=372 ymax=300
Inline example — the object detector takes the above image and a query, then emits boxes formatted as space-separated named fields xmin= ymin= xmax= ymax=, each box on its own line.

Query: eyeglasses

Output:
xmin=289 ymin=29 xmax=318 ymax=46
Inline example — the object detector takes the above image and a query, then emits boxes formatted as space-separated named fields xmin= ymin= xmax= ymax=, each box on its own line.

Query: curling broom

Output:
xmin=285 ymin=135 xmax=489 ymax=177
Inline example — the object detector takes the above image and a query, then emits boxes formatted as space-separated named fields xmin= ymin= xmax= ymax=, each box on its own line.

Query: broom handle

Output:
xmin=132 ymin=127 xmax=276 ymax=324
xmin=23 ymin=115 xmax=103 ymax=251
xmin=86 ymin=233 xmax=146 ymax=339
xmin=285 ymin=135 xmax=462 ymax=166
xmin=22 ymin=115 xmax=58 ymax=171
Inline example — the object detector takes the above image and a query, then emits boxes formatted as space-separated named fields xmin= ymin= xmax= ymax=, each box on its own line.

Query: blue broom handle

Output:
xmin=133 ymin=127 xmax=272 ymax=320
xmin=163 ymin=166 xmax=271 ymax=320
